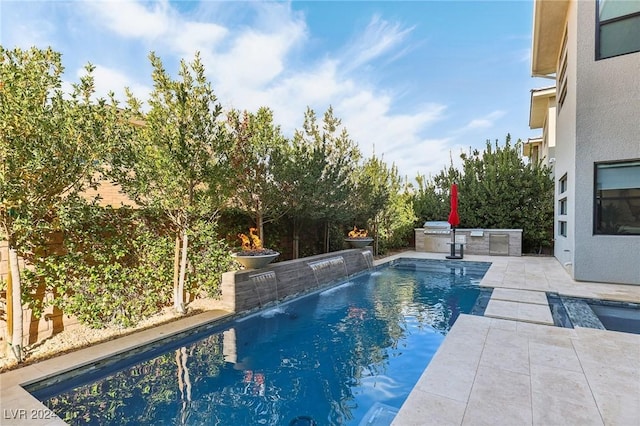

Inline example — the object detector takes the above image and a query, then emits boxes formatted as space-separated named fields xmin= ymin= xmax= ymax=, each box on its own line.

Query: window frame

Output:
xmin=596 ymin=0 xmax=640 ymax=60
xmin=559 ymin=220 xmax=567 ymax=237
xmin=593 ymin=159 xmax=640 ymax=235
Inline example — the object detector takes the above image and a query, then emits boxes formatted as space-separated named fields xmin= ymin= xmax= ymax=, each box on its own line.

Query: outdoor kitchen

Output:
xmin=415 ymin=222 xmax=523 ymax=256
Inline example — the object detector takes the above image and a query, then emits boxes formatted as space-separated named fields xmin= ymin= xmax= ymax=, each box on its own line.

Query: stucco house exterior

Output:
xmin=525 ymin=86 xmax=556 ymax=172
xmin=530 ymin=0 xmax=640 ymax=285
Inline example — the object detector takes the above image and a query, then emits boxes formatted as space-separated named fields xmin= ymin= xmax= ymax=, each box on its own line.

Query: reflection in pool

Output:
xmin=29 ymin=259 xmax=491 ymax=425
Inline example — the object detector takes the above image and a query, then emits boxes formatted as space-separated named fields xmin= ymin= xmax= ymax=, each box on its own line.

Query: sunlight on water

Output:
xmin=319 ymin=281 xmax=355 ymax=296
xmin=30 ymin=259 xmax=491 ymax=426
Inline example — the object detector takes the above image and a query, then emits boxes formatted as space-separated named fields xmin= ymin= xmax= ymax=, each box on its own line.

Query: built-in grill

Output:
xmin=423 ymin=221 xmax=451 ymax=234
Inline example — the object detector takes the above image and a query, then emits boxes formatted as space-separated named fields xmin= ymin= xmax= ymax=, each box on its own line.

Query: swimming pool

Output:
xmin=28 ymin=258 xmax=491 ymax=425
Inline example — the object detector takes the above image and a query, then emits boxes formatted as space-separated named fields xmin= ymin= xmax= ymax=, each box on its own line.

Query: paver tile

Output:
xmin=484 ymin=299 xmax=519 ymax=319
xmin=479 ymin=328 xmax=529 ymax=375
xmin=491 ymin=288 xmax=548 ymax=305
xmin=462 ymin=365 xmax=532 ymax=426
xmin=517 ymin=302 xmax=553 ymax=325
xmin=528 ymin=340 xmax=582 ymax=372
xmin=392 ymin=390 xmax=466 ymax=426
xmin=530 ymin=364 xmax=602 ymax=425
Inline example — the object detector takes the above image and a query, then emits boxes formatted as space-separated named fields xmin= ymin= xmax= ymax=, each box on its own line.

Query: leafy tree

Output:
xmin=23 ymin=203 xmax=174 ymax=328
xmin=352 ymin=155 xmax=390 ymax=230
xmin=0 ymin=46 xmax=123 ymax=360
xmin=376 ymin=165 xmax=417 ymax=252
xmin=458 ymin=136 xmax=554 ymax=252
xmin=412 ymin=135 xmax=554 ymax=253
xmin=112 ymin=52 xmax=232 ymax=313
xmin=226 ymin=107 xmax=289 ymax=244
xmin=284 ymin=107 xmax=361 ymax=257
xmin=414 ymin=159 xmax=461 ymax=224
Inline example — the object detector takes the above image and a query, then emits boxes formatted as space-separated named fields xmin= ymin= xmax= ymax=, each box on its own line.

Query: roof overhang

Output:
xmin=523 ymin=137 xmax=543 ymax=157
xmin=529 ymin=86 xmax=556 ymax=129
xmin=531 ymin=0 xmax=570 ymax=76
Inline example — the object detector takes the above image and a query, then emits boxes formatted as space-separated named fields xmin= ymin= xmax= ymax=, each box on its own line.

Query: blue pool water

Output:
xmin=29 ymin=259 xmax=491 ymax=425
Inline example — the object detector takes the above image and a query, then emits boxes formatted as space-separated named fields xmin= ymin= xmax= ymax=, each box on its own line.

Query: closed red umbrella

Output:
xmin=447 ymin=183 xmax=462 ymax=259
xmin=448 ymin=183 xmax=460 ymax=228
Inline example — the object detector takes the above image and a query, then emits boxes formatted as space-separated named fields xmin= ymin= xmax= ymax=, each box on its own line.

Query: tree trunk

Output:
xmin=324 ymin=221 xmax=329 ymax=253
xmin=173 ymin=233 xmax=181 ymax=312
xmin=8 ymin=247 xmax=23 ymax=362
xmin=257 ymin=211 xmax=264 ymax=245
xmin=176 ymin=229 xmax=188 ymax=314
xmin=292 ymin=219 xmax=300 ymax=259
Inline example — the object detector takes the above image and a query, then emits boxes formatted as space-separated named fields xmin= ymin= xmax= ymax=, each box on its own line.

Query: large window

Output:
xmin=594 ymin=160 xmax=640 ymax=235
xmin=597 ymin=0 xmax=640 ymax=59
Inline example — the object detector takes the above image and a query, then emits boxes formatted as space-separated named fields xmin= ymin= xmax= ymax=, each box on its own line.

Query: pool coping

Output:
xmin=1 ymin=252 xmax=639 ymax=425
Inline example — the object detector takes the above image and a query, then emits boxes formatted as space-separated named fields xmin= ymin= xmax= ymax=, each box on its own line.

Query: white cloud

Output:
xmin=169 ymin=21 xmax=229 ymax=57
xmin=88 ymin=65 xmax=151 ymax=103
xmin=87 ymin=0 xmax=172 ymax=40
xmin=459 ymin=110 xmax=506 ymax=132
xmin=341 ymin=15 xmax=415 ymax=72
xmin=66 ymin=1 xmax=452 ymax=177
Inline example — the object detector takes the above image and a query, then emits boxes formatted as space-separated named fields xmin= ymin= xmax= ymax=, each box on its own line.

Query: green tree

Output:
xmin=112 ymin=52 xmax=232 ymax=313
xmin=413 ymin=156 xmax=462 ymax=224
xmin=284 ymin=107 xmax=361 ymax=257
xmin=351 ymin=155 xmax=391 ymax=253
xmin=352 ymin=155 xmax=389 ymax=227
xmin=377 ymin=165 xmax=417 ymax=252
xmin=413 ymin=135 xmax=554 ymax=253
xmin=226 ymin=107 xmax=289 ymax=244
xmin=0 ymin=46 xmax=123 ymax=360
xmin=458 ymin=136 xmax=553 ymax=251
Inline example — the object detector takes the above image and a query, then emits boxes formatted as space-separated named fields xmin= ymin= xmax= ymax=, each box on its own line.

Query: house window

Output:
xmin=594 ymin=160 xmax=640 ymax=235
xmin=597 ymin=0 xmax=640 ymax=59
xmin=557 ymin=29 xmax=568 ymax=109
xmin=559 ymin=174 xmax=567 ymax=194
xmin=559 ymin=198 xmax=567 ymax=215
xmin=559 ymin=221 xmax=567 ymax=237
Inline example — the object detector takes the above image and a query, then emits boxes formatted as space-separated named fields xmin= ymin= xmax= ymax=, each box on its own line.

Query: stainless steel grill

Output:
xmin=423 ymin=221 xmax=451 ymax=234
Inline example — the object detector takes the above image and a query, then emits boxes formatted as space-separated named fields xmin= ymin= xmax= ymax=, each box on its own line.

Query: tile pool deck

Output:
xmin=1 ymin=252 xmax=639 ymax=425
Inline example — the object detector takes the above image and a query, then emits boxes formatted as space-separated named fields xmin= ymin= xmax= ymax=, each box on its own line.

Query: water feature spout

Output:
xmin=249 ymin=271 xmax=278 ymax=307
xmin=361 ymin=250 xmax=374 ymax=270
xmin=307 ymin=256 xmax=348 ymax=287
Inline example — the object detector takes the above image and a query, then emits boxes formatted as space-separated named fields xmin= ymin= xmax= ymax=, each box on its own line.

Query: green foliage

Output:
xmin=0 ymin=45 xmax=124 ymax=246
xmin=414 ymin=163 xmax=461 ymax=222
xmin=352 ymin=155 xmax=390 ymax=226
xmin=1 ymin=46 xmax=127 ymax=356
xmin=226 ymin=107 xmax=289 ymax=242
xmin=412 ymin=136 xmax=554 ymax=253
xmin=114 ymin=52 xmax=232 ymax=217
xmin=112 ymin=51 xmax=233 ymax=312
xmin=283 ymin=107 xmax=362 ymax=256
xmin=22 ymin=203 xmax=173 ymax=328
xmin=373 ymin=164 xmax=417 ymax=253
xmin=185 ymin=220 xmax=234 ymax=298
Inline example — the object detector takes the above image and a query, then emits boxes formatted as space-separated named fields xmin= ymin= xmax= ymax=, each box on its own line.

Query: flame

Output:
xmin=348 ymin=226 xmax=368 ymax=238
xmin=238 ymin=227 xmax=263 ymax=250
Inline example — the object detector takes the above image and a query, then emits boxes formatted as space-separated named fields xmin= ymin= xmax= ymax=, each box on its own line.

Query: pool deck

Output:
xmin=1 ymin=252 xmax=639 ymax=425
xmin=391 ymin=252 xmax=640 ymax=426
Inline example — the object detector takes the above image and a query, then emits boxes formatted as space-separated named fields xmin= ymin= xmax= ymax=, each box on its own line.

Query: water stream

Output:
xmin=307 ymin=256 xmax=348 ymax=286
xmin=249 ymin=271 xmax=278 ymax=307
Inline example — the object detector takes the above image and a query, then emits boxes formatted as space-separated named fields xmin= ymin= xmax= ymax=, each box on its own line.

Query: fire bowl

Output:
xmin=232 ymin=252 xmax=280 ymax=269
xmin=344 ymin=238 xmax=374 ymax=248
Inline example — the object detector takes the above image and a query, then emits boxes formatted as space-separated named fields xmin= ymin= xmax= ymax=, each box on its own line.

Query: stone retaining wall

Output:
xmin=220 ymin=248 xmax=374 ymax=313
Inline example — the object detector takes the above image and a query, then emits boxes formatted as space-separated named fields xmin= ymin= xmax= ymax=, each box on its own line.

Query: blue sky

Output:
xmin=1 ymin=0 xmax=549 ymax=180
